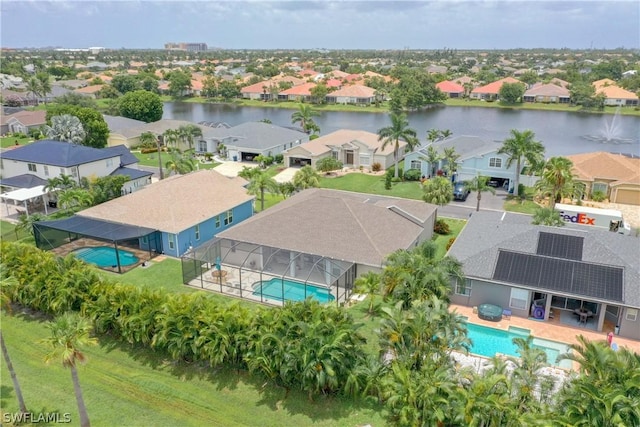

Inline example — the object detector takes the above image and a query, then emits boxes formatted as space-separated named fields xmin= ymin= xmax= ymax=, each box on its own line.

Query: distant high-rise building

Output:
xmin=164 ymin=42 xmax=208 ymax=52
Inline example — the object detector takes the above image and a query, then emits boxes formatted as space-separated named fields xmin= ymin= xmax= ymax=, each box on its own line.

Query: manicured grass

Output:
xmin=503 ymin=197 xmax=540 ymax=214
xmin=1 ymin=136 xmax=33 ymax=148
xmin=1 ymin=220 xmax=32 ymax=243
xmin=319 ymin=173 xmax=423 ymax=200
xmin=254 ymin=193 xmax=284 ymax=213
xmin=131 ymin=152 xmax=219 ymax=170
xmin=0 ymin=311 xmax=387 ymax=427
xmin=432 ymin=218 xmax=467 ymax=259
xmin=96 ymin=258 xmax=192 ymax=293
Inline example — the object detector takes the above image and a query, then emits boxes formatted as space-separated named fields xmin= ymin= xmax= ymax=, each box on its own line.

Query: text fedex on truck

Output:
xmin=554 ymin=203 xmax=631 ymax=235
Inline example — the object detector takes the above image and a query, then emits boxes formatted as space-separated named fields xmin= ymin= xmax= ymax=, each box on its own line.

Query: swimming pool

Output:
xmin=252 ymin=278 xmax=335 ymax=303
xmin=73 ymin=246 xmax=139 ymax=268
xmin=466 ymin=322 xmax=572 ymax=368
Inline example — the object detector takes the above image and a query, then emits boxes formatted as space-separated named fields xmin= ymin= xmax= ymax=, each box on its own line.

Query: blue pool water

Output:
xmin=73 ymin=246 xmax=139 ymax=268
xmin=466 ymin=323 xmax=571 ymax=367
xmin=253 ymin=278 xmax=335 ymax=303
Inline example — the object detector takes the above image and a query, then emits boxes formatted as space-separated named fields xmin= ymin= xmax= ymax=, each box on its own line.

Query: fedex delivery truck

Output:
xmin=554 ymin=203 xmax=631 ymax=235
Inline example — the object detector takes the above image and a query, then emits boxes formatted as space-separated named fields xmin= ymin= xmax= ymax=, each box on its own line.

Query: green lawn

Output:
xmin=1 ymin=220 xmax=32 ymax=243
xmin=131 ymin=152 xmax=219 ymax=170
xmin=0 ymin=312 xmax=386 ymax=427
xmin=319 ymin=173 xmax=423 ymax=200
xmin=1 ymin=136 xmax=34 ymax=148
xmin=96 ymin=258 xmax=192 ymax=293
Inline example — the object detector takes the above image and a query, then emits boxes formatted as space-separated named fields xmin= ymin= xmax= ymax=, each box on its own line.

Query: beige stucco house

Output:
xmin=283 ymin=129 xmax=406 ymax=170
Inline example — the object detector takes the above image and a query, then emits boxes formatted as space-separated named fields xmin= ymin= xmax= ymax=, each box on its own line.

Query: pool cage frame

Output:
xmin=33 ymin=218 xmax=162 ymax=274
xmin=181 ymin=237 xmax=356 ymax=306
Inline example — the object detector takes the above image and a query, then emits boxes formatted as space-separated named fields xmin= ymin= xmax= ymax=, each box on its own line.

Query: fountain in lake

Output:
xmin=582 ymin=107 xmax=636 ymax=144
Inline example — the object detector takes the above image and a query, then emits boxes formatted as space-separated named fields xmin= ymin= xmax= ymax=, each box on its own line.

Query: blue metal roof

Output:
xmin=110 ymin=167 xmax=152 ymax=180
xmin=0 ymin=174 xmax=48 ymax=189
xmin=103 ymin=144 xmax=139 ymax=166
xmin=1 ymin=140 xmax=120 ymax=167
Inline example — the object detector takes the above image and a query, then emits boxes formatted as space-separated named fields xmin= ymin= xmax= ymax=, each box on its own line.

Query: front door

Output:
xmin=345 ymin=150 xmax=354 ymax=165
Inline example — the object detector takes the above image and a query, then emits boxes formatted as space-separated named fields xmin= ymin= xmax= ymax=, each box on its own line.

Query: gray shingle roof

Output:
xmin=110 ymin=167 xmax=152 ymax=180
xmin=416 ymin=135 xmax=502 ymax=160
xmin=218 ymin=188 xmax=436 ymax=267
xmin=103 ymin=145 xmax=138 ymax=166
xmin=448 ymin=211 xmax=640 ymax=308
xmin=1 ymin=140 xmax=120 ymax=167
xmin=208 ymin=122 xmax=308 ymax=150
xmin=103 ymin=114 xmax=146 ymax=132
xmin=0 ymin=174 xmax=48 ymax=189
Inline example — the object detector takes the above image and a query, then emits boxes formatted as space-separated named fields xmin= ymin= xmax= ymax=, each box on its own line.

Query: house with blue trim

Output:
xmin=403 ymin=135 xmax=538 ymax=192
xmin=74 ymin=169 xmax=255 ymax=257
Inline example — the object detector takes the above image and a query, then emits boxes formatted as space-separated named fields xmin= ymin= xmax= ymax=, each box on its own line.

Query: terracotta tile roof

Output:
xmin=524 ymin=83 xmax=570 ymax=97
xmin=596 ymin=85 xmax=639 ymax=100
xmin=298 ymin=69 xmax=319 ymax=77
xmin=566 ymin=152 xmax=640 ymax=185
xmin=471 ymin=77 xmax=521 ymax=95
xmin=344 ymin=74 xmax=364 ymax=83
xmin=325 ymin=78 xmax=342 ymax=88
xmin=78 ymin=169 xmax=254 ymax=234
xmin=328 ymin=84 xmax=375 ymax=98
xmin=593 ymin=78 xmax=617 ymax=89
xmin=279 ymin=82 xmax=316 ymax=96
xmin=240 ymin=81 xmax=272 ymax=93
xmin=436 ymin=80 xmax=464 ymax=93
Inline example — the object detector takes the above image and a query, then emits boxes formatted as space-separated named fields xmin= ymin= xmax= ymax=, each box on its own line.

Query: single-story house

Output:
xmin=595 ymin=85 xmax=639 ymax=107
xmin=103 ymin=115 xmax=147 ymax=147
xmin=403 ymin=135 xmax=533 ymax=190
xmin=325 ymin=85 xmax=376 ymax=105
xmin=523 ymin=83 xmax=571 ymax=104
xmin=283 ymin=129 xmax=405 ymax=170
xmin=240 ymin=81 xmax=277 ymax=101
xmin=278 ymin=82 xmax=316 ymax=102
xmin=195 ymin=121 xmax=309 ymax=161
xmin=566 ymin=152 xmax=640 ymax=206
xmin=447 ymin=210 xmax=640 ymax=341
xmin=1 ymin=109 xmax=47 ymax=136
xmin=66 ymin=169 xmax=255 ymax=258
xmin=106 ymin=118 xmax=220 ymax=151
xmin=436 ymin=80 xmax=465 ymax=98
xmin=181 ymin=188 xmax=437 ymax=305
xmin=470 ymin=77 xmax=522 ymax=101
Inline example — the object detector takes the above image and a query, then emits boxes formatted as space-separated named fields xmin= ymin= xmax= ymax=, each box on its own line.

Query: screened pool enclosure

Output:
xmin=181 ymin=237 xmax=356 ymax=306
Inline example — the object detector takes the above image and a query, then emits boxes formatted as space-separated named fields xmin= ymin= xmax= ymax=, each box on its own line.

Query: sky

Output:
xmin=1 ymin=0 xmax=638 ymax=50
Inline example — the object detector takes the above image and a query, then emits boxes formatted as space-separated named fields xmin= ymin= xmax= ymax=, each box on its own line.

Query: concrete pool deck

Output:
xmin=451 ymin=303 xmax=640 ymax=359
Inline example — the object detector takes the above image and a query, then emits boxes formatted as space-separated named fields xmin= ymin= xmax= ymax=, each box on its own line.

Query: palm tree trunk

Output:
xmin=514 ymin=158 xmax=521 ymax=197
xmin=70 ymin=366 xmax=91 ymax=427
xmin=394 ymin=146 xmax=399 ymax=179
xmin=476 ymin=192 xmax=481 ymax=212
xmin=0 ymin=332 xmax=28 ymax=414
xmin=260 ymin=188 xmax=265 ymax=211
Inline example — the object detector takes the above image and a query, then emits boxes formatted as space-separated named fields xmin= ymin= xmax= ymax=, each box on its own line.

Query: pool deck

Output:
xmin=451 ymin=303 xmax=640 ymax=356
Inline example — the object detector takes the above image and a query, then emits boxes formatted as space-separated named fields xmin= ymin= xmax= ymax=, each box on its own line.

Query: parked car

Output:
xmin=453 ymin=183 xmax=470 ymax=201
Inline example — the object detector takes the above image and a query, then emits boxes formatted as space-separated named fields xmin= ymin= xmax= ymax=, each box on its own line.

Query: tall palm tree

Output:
xmin=41 ymin=313 xmax=97 ymax=427
xmin=46 ymin=114 xmax=86 ymax=144
xmin=419 ymin=145 xmax=441 ymax=177
xmin=162 ymin=128 xmax=180 ymax=150
xmin=138 ymin=131 xmax=158 ymax=150
xmin=534 ymin=156 xmax=576 ymax=208
xmin=354 ymin=271 xmax=381 ymax=315
xmin=498 ymin=129 xmax=545 ymax=198
xmin=465 ymin=175 xmax=496 ymax=211
xmin=292 ymin=165 xmax=320 ymax=190
xmin=377 ymin=112 xmax=420 ymax=179
xmin=246 ymin=170 xmax=279 ymax=211
xmin=26 ymin=77 xmax=42 ymax=105
xmin=0 ymin=270 xmax=28 ymax=415
xmin=422 ymin=176 xmax=453 ymax=206
xmin=442 ymin=147 xmax=461 ymax=177
xmin=291 ymin=104 xmax=320 ymax=134
xmin=165 ymin=151 xmax=196 ymax=176
xmin=57 ymin=188 xmax=93 ymax=212
xmin=178 ymin=124 xmax=203 ymax=151
xmin=427 ymin=128 xmax=442 ymax=143
xmin=36 ymin=72 xmax=52 ymax=104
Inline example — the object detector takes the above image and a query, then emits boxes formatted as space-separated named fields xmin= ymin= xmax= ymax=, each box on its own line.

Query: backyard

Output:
xmin=319 ymin=172 xmax=423 ymax=200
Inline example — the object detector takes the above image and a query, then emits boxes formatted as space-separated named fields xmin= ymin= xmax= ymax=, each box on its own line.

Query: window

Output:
xmin=106 ymin=159 xmax=113 ymax=168
xmin=168 ymin=234 xmax=175 ymax=250
xmin=28 ymin=163 xmax=37 ymax=172
xmin=626 ymin=308 xmax=638 ymax=322
xmin=410 ymin=160 xmax=422 ymax=170
xmin=215 ymin=215 xmax=221 ymax=228
xmin=592 ymin=182 xmax=608 ymax=194
xmin=71 ymin=167 xmax=78 ymax=177
xmin=195 ymin=225 xmax=200 ymax=240
xmin=455 ymin=279 xmax=472 ymax=296
xmin=60 ymin=168 xmax=66 ymax=175
xmin=44 ymin=166 xmax=49 ymax=176
xmin=510 ymin=288 xmax=529 ymax=310
xmin=224 ymin=210 xmax=233 ymax=226
xmin=489 ymin=157 xmax=502 ymax=168
xmin=359 ymin=155 xmax=370 ymax=166
xmin=331 ymin=150 xmax=338 ymax=160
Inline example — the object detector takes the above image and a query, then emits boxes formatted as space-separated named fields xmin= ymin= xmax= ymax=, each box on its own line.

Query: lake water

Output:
xmin=163 ymin=102 xmax=640 ymax=157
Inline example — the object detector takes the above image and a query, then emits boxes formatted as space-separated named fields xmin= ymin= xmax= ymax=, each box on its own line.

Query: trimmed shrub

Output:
xmin=404 ymin=168 xmax=422 ymax=181
xmin=274 ymin=153 xmax=284 ymax=164
xmin=434 ymin=219 xmax=450 ymax=235
xmin=591 ymin=190 xmax=607 ymax=202
xmin=385 ymin=173 xmax=392 ymax=190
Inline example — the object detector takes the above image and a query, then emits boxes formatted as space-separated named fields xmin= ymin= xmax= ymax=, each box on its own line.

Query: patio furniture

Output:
xmin=502 ymin=309 xmax=512 ymax=320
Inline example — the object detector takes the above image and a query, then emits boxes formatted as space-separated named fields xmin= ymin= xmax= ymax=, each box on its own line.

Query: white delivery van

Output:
xmin=554 ymin=203 xmax=631 ymax=235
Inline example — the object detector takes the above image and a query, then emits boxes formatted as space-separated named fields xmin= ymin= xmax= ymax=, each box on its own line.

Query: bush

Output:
xmin=446 ymin=237 xmax=456 ymax=251
xmin=274 ymin=153 xmax=284 ymax=164
xmin=518 ymin=184 xmax=526 ymax=198
xmin=434 ymin=219 xmax=450 ymax=235
xmin=372 ymin=162 xmax=382 ymax=172
xmin=141 ymin=147 xmax=159 ymax=154
xmin=385 ymin=173 xmax=392 ymax=190
xmin=404 ymin=168 xmax=422 ymax=181
xmin=591 ymin=190 xmax=607 ymax=202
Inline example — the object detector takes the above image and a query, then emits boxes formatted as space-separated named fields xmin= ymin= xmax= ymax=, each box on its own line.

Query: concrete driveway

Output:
xmin=273 ymin=167 xmax=299 ymax=183
xmin=213 ymin=161 xmax=254 ymax=178
xmin=451 ymin=187 xmax=510 ymax=211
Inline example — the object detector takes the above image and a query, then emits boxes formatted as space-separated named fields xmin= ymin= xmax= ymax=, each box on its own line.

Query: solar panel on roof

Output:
xmin=537 ymin=232 xmax=584 ymax=260
xmin=492 ymin=250 xmax=624 ymax=302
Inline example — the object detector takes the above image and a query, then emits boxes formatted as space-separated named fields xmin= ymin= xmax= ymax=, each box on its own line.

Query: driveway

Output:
xmin=273 ymin=167 xmax=299 ymax=183
xmin=213 ymin=161 xmax=253 ymax=178
xmin=450 ymin=187 xmax=510 ymax=211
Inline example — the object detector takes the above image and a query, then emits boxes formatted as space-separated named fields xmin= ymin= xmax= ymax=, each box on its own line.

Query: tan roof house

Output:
xmin=283 ymin=129 xmax=406 ymax=170
xmin=278 ymin=82 xmax=316 ymax=102
xmin=1 ymin=110 xmax=47 ymax=136
xmin=74 ymin=84 xmax=104 ymax=99
xmin=567 ymin=152 xmax=640 ymax=205
xmin=523 ymin=83 xmax=571 ymax=103
xmin=594 ymin=84 xmax=639 ymax=107
xmin=470 ymin=77 xmax=522 ymax=100
xmin=325 ymin=84 xmax=376 ymax=105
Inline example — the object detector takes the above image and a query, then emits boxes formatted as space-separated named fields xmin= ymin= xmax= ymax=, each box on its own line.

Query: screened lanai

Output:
xmin=181 ymin=237 xmax=356 ymax=306
xmin=34 ymin=216 xmax=162 ymax=273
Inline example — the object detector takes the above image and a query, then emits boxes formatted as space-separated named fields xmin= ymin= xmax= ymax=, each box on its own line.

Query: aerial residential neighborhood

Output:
xmin=1 ymin=1 xmax=639 ymax=426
